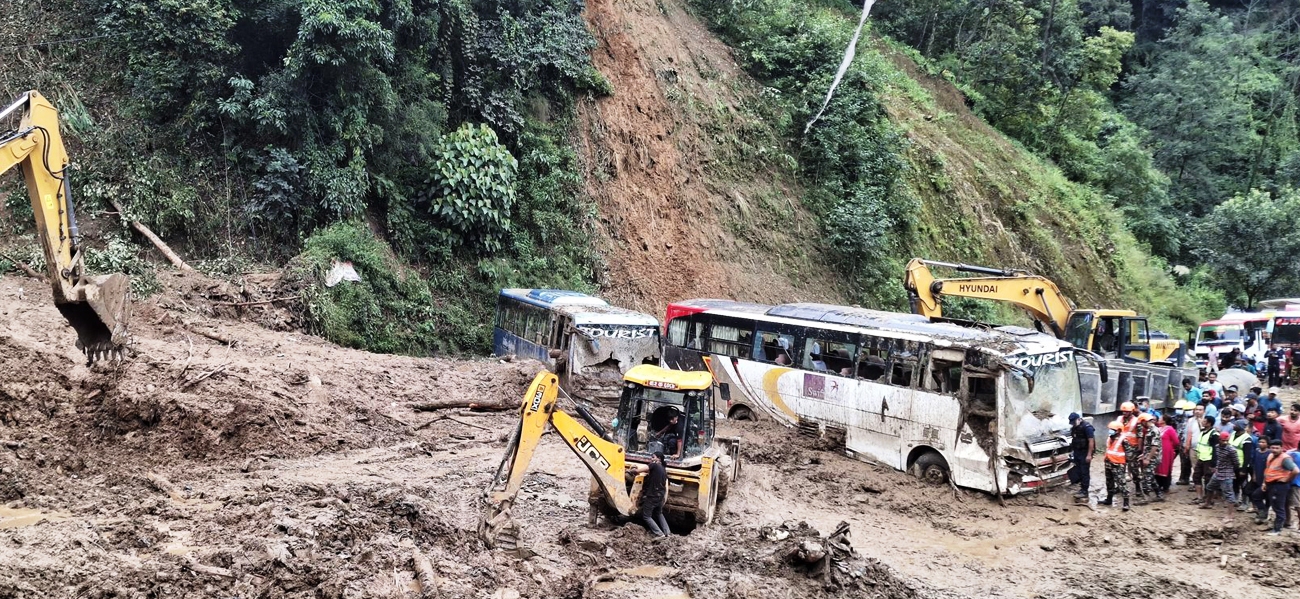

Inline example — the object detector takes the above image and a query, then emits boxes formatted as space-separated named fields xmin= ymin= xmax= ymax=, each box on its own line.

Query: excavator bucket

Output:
xmin=55 ymin=273 xmax=132 ymax=363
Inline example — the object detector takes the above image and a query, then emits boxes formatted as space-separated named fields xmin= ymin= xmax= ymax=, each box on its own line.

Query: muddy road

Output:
xmin=0 ymin=274 xmax=1292 ymax=598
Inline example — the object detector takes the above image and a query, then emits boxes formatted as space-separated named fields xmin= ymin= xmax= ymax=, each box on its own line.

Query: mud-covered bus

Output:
xmin=661 ymin=300 xmax=1104 ymax=495
xmin=493 ymin=289 xmax=661 ymax=403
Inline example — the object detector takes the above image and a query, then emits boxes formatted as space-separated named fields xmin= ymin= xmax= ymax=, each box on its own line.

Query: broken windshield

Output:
xmin=1000 ymin=349 xmax=1081 ymax=443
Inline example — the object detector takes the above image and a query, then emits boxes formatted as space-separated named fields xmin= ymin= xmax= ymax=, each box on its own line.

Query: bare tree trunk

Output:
xmin=107 ymin=198 xmax=193 ymax=271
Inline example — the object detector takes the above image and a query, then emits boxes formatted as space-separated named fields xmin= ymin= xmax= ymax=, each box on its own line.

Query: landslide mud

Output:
xmin=0 ymin=273 xmax=1292 ymax=598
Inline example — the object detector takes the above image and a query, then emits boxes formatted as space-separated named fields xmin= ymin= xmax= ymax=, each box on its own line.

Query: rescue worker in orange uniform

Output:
xmin=1103 ymin=420 xmax=1133 ymax=511
xmin=1117 ymin=402 xmax=1144 ymax=503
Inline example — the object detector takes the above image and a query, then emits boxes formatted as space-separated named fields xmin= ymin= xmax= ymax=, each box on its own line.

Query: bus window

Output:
xmin=967 ymin=375 xmax=996 ymax=409
xmin=856 ymin=342 xmax=888 ymax=381
xmin=802 ymin=337 xmax=856 ymax=375
xmin=886 ymin=340 xmax=919 ymax=388
xmin=667 ymin=316 xmax=706 ymax=349
xmin=757 ymin=331 xmax=795 ymax=365
xmin=926 ymin=349 xmax=964 ymax=394
xmin=708 ymin=323 xmax=753 ymax=359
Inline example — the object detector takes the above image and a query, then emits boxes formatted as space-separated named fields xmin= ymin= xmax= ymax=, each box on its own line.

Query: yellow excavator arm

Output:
xmin=904 ymin=258 xmax=1076 ymax=337
xmin=480 ymin=371 xmax=640 ymax=548
xmin=0 ymin=91 xmax=131 ymax=361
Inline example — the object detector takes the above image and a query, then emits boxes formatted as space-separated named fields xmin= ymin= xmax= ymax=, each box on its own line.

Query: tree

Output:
xmin=1193 ymin=188 xmax=1300 ymax=308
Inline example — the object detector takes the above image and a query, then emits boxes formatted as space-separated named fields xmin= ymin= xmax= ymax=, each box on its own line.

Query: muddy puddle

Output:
xmin=0 ymin=506 xmax=68 ymax=529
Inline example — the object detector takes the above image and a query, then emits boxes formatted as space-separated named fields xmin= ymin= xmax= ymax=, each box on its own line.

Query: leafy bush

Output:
xmin=417 ymin=123 xmax=518 ymax=254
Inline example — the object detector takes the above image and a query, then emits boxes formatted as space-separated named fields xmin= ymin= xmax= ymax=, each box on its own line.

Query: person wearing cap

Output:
xmin=1155 ymin=413 xmax=1179 ymax=496
xmin=1193 ymin=416 xmax=1218 ymax=504
xmin=1067 ymin=413 xmax=1095 ymax=499
xmin=1282 ymin=403 xmax=1300 ymax=451
xmin=1228 ymin=423 xmax=1253 ymax=507
xmin=1260 ymin=388 xmax=1283 ymax=417
xmin=634 ymin=450 xmax=671 ymax=538
xmin=1261 ymin=439 xmax=1299 ymax=535
xmin=1118 ymin=402 xmax=1146 ymax=502
xmin=1103 ymin=420 xmax=1133 ymax=511
xmin=1223 ymin=385 xmax=1240 ymax=409
xmin=1203 ymin=427 xmax=1239 ymax=522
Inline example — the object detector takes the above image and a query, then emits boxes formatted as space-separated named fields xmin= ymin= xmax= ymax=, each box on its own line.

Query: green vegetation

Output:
xmin=872 ymin=0 xmax=1300 ymax=300
xmin=1194 ymin=189 xmax=1300 ymax=309
xmin=2 ymin=0 xmax=602 ymax=353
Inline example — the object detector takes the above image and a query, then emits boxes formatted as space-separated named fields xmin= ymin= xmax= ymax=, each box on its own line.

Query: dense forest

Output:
xmin=1 ymin=0 xmax=1297 ymax=353
xmin=871 ymin=0 xmax=1300 ymax=307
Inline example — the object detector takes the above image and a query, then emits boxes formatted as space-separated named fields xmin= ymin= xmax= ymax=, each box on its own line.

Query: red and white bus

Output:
xmin=660 ymin=300 xmax=1099 ymax=495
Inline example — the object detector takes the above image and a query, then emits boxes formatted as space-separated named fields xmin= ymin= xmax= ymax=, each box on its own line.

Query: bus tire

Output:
xmin=912 ymin=451 xmax=950 ymax=486
xmin=729 ymin=405 xmax=755 ymax=421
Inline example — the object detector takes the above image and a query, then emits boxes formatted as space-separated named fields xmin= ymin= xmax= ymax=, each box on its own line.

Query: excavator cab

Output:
xmin=1065 ymin=310 xmax=1151 ymax=362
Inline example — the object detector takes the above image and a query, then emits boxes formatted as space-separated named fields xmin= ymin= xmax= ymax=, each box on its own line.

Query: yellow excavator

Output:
xmin=1 ymin=91 xmax=131 ymax=362
xmin=480 ymin=365 xmax=740 ymax=549
xmin=904 ymin=258 xmax=1185 ymax=365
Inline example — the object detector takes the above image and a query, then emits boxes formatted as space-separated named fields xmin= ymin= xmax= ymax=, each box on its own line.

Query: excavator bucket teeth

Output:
xmin=480 ymin=504 xmax=520 ymax=550
xmin=57 ymin=273 xmax=132 ymax=364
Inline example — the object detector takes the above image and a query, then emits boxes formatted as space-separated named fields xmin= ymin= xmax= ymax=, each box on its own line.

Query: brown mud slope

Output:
xmin=577 ymin=0 xmax=841 ymax=315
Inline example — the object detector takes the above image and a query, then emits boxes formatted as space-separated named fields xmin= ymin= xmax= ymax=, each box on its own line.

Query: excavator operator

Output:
xmin=650 ymin=407 xmax=684 ymax=458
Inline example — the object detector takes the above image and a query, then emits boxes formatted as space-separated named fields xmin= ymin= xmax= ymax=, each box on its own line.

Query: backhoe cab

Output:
xmin=0 ymin=91 xmax=131 ymax=362
xmin=480 ymin=365 xmax=739 ymax=550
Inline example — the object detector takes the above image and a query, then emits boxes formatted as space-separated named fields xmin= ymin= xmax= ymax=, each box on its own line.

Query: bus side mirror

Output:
xmin=1073 ymin=347 xmax=1109 ymax=383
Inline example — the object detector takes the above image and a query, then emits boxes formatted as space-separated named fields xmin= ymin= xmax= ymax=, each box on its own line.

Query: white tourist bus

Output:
xmin=661 ymin=300 xmax=1103 ymax=495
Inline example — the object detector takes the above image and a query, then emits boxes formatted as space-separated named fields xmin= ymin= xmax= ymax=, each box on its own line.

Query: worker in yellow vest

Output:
xmin=1102 ymin=420 xmax=1132 ymax=511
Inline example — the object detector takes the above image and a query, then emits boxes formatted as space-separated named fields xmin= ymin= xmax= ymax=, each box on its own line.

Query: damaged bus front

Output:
xmin=493 ymin=289 xmax=660 ymax=404
xmin=996 ymin=345 xmax=1094 ymax=494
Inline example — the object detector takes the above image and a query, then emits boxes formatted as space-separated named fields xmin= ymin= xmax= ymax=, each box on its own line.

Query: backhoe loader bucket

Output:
xmin=479 ymin=501 xmax=520 ymax=550
xmin=55 ymin=273 xmax=132 ymax=363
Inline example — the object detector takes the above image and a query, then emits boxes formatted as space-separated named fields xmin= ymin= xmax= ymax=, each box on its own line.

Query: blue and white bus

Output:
xmin=494 ymin=289 xmax=662 ymax=403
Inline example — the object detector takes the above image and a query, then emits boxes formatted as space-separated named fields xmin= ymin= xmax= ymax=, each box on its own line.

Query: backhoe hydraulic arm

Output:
xmin=0 ymin=91 xmax=131 ymax=362
xmin=904 ymin=258 xmax=1076 ymax=337
xmin=480 ymin=371 xmax=639 ymax=548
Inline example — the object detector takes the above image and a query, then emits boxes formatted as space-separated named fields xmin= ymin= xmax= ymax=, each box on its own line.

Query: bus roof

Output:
xmin=669 ymin=299 xmax=1069 ymax=355
xmin=1200 ymin=312 xmax=1271 ymax=327
xmin=501 ymin=289 xmax=659 ymax=328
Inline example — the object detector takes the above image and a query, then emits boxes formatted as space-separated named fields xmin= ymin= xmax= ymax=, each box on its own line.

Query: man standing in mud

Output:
xmin=1103 ymin=421 xmax=1132 ymax=511
xmin=1118 ymin=403 xmax=1147 ymax=502
xmin=636 ymin=450 xmax=671 ymax=538
xmin=1068 ymin=413 xmax=1094 ymax=500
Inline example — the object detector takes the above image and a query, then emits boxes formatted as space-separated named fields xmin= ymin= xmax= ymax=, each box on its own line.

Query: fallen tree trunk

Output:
xmin=107 ymin=198 xmax=193 ymax=271
xmin=411 ymin=397 xmax=519 ymax=412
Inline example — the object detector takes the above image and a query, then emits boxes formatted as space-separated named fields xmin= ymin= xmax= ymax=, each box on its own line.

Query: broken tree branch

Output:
xmin=106 ymin=197 xmax=193 ymax=271
xmin=181 ymin=363 xmax=229 ymax=390
xmin=411 ymin=397 xmax=519 ymax=412
xmin=210 ymin=295 xmax=301 ymax=307
xmin=0 ymin=253 xmax=45 ymax=282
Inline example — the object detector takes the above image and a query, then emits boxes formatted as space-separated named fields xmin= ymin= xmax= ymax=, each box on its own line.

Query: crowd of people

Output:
xmin=1068 ymin=375 xmax=1300 ymax=536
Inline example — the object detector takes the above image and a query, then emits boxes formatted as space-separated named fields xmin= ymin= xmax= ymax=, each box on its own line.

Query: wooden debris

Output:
xmin=107 ymin=197 xmax=193 ymax=271
xmin=412 ymin=548 xmax=439 ymax=599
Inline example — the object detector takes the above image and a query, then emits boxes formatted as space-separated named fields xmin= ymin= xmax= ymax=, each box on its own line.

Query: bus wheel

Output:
xmin=913 ymin=451 xmax=950 ymax=486
xmin=729 ymin=405 xmax=755 ymax=421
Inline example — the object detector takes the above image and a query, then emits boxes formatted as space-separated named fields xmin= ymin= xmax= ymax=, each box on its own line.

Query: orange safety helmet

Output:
xmin=1120 ymin=401 xmax=1136 ymax=413
xmin=1138 ymin=412 xmax=1155 ymax=422
xmin=1108 ymin=420 xmax=1123 ymax=432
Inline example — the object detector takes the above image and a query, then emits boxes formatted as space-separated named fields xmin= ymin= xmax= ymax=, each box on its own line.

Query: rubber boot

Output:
xmin=1122 ymin=497 xmax=1131 ymax=511
xmin=1101 ymin=496 xmax=1113 ymax=506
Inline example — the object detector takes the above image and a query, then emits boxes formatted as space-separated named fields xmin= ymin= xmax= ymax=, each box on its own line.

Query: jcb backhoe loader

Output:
xmin=0 ymin=91 xmax=130 ymax=362
xmin=480 ymin=365 xmax=740 ymax=549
